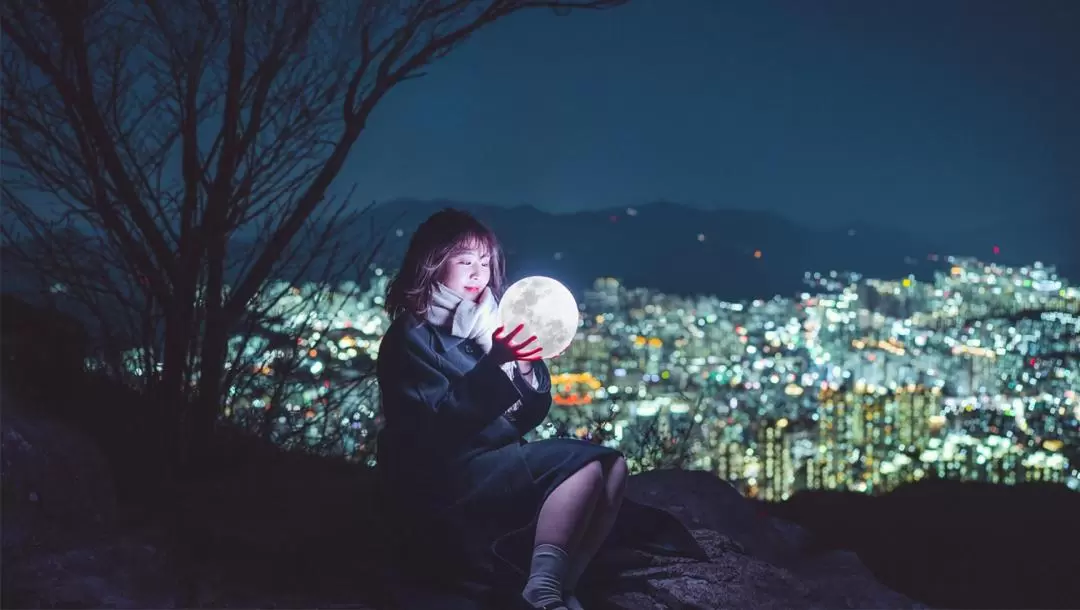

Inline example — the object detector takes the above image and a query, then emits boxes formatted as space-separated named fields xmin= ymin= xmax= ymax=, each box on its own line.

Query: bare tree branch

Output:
xmin=2 ymin=0 xmax=628 ymax=470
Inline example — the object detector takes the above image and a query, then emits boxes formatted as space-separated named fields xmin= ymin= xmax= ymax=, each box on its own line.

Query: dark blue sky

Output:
xmin=346 ymin=0 xmax=1078 ymax=258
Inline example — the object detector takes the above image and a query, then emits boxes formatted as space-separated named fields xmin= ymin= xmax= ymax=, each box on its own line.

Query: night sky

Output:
xmin=346 ymin=0 xmax=1078 ymax=262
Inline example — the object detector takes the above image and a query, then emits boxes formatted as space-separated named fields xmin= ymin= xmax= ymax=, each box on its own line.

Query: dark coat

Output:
xmin=375 ymin=313 xmax=704 ymax=609
xmin=375 ymin=311 xmax=561 ymax=509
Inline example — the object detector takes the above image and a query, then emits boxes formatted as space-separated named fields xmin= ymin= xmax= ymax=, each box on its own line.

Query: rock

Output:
xmin=601 ymin=591 xmax=668 ymax=610
xmin=1 ymin=401 xmax=133 ymax=608
xmin=589 ymin=470 xmax=924 ymax=610
xmin=768 ymin=481 xmax=1080 ymax=609
xmin=3 ymin=535 xmax=182 ymax=609
xmin=1 ymin=399 xmax=118 ymax=553
xmin=592 ymin=527 xmax=917 ymax=609
xmin=624 ymin=469 xmax=809 ymax=565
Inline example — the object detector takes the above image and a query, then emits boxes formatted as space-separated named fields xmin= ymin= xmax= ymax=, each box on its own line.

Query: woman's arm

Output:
xmin=506 ymin=360 xmax=553 ymax=434
xmin=379 ymin=328 xmax=524 ymax=440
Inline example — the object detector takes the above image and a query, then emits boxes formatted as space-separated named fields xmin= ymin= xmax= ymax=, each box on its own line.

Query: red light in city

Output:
xmin=993 ymin=245 xmax=1000 ymax=255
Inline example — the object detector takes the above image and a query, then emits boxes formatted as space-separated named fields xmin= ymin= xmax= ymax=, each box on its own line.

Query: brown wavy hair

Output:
xmin=385 ymin=208 xmax=507 ymax=320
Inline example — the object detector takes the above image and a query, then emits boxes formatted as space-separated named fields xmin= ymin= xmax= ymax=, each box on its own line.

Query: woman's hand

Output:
xmin=489 ymin=324 xmax=543 ymax=365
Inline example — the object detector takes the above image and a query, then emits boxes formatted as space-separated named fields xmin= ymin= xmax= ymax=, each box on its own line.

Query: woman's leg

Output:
xmin=522 ymin=460 xmax=605 ymax=609
xmin=564 ymin=456 xmax=629 ymax=598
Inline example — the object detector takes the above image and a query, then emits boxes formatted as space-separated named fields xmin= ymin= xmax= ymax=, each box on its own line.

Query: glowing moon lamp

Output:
xmin=498 ymin=276 xmax=580 ymax=359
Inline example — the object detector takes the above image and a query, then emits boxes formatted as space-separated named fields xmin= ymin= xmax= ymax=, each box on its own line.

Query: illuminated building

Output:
xmin=756 ymin=417 xmax=794 ymax=501
xmin=812 ymin=387 xmax=857 ymax=490
xmin=583 ymin=277 xmax=621 ymax=312
xmin=895 ymin=385 xmax=941 ymax=450
xmin=714 ymin=440 xmax=745 ymax=483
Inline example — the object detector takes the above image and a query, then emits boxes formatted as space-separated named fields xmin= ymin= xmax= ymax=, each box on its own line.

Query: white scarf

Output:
xmin=426 ymin=282 xmax=515 ymax=380
xmin=424 ymin=284 xmax=541 ymax=416
xmin=427 ymin=283 xmax=500 ymax=351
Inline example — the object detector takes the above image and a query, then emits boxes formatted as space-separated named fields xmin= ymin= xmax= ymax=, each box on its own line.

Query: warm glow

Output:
xmin=551 ymin=371 xmax=602 ymax=407
xmin=1042 ymin=439 xmax=1064 ymax=452
xmin=553 ymin=394 xmax=594 ymax=406
xmin=951 ymin=345 xmax=996 ymax=359
xmin=551 ymin=372 xmax=603 ymax=390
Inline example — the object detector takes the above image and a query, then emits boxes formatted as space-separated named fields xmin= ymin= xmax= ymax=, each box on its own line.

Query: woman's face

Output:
xmin=440 ymin=245 xmax=491 ymax=302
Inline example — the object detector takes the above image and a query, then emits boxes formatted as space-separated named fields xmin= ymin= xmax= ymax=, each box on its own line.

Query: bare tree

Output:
xmin=1 ymin=0 xmax=626 ymax=474
xmin=220 ymin=246 xmax=390 ymax=464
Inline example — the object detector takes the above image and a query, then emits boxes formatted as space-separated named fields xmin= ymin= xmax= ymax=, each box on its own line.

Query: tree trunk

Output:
xmin=160 ymin=301 xmax=195 ymax=467
xmin=191 ymin=317 xmax=227 ymax=469
xmin=189 ymin=230 xmax=229 ymax=474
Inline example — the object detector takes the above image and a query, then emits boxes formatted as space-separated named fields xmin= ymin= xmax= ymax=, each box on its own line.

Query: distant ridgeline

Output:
xmin=5 ymin=201 xmax=1070 ymax=305
xmin=271 ymin=200 xmax=1071 ymax=301
xmin=3 ymin=201 xmax=1074 ymax=353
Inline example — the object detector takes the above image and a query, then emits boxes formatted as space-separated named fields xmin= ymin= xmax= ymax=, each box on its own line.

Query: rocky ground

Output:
xmin=2 ymin=404 xmax=922 ymax=609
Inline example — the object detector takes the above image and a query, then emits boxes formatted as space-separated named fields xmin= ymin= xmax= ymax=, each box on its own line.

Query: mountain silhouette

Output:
xmin=5 ymin=200 xmax=1068 ymax=306
xmin=318 ymin=199 xmax=957 ymax=300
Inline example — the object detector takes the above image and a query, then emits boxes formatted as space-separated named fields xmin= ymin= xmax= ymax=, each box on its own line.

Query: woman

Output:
xmin=376 ymin=208 xmax=628 ymax=610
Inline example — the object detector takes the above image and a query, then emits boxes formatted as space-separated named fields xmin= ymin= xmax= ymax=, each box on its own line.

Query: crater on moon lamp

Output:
xmin=498 ymin=276 xmax=580 ymax=359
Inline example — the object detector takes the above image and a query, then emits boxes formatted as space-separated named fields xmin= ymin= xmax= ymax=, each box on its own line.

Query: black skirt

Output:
xmin=395 ymin=438 xmax=621 ymax=605
xmin=521 ymin=438 xmax=622 ymax=508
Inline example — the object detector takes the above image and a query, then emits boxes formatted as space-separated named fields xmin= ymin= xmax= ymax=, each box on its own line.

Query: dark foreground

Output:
xmin=761 ymin=479 xmax=1080 ymax=610
xmin=2 ymin=295 xmax=1076 ymax=609
xmin=3 ymin=400 xmax=919 ymax=609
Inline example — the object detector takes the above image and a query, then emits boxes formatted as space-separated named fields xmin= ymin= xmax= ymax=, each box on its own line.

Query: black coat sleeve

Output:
xmin=506 ymin=361 xmax=553 ymax=434
xmin=379 ymin=328 xmax=524 ymax=440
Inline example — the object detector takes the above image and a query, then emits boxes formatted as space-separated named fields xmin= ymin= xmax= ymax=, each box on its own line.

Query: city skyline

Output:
xmin=109 ymin=252 xmax=1077 ymax=499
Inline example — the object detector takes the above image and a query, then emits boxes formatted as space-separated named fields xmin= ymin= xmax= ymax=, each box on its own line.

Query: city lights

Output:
xmin=111 ymin=257 xmax=1079 ymax=492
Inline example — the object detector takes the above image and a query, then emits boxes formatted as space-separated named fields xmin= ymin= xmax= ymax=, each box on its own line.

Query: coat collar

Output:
xmin=431 ymin=323 xmax=467 ymax=353
xmin=402 ymin=313 xmax=471 ymax=354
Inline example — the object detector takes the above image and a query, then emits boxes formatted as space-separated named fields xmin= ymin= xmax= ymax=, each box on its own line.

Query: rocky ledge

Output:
xmin=2 ymin=407 xmax=921 ymax=609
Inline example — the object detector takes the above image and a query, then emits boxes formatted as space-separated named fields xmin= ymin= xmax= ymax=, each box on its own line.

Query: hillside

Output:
xmin=761 ymin=480 xmax=1080 ymax=609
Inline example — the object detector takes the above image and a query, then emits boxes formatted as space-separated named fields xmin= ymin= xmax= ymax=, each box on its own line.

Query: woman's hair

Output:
xmin=384 ymin=208 xmax=507 ymax=320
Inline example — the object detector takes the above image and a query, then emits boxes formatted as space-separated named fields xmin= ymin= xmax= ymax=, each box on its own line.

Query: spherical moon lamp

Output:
xmin=498 ymin=276 xmax=580 ymax=359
